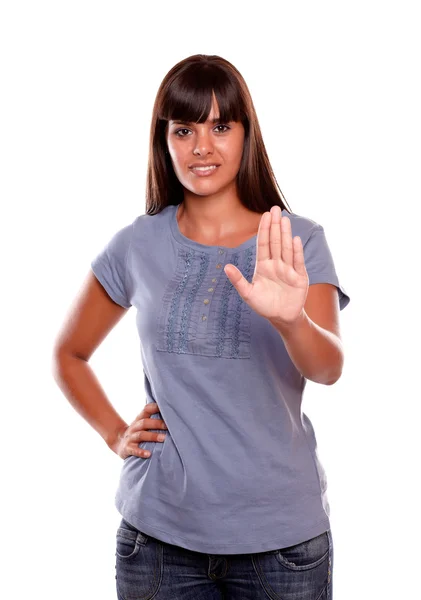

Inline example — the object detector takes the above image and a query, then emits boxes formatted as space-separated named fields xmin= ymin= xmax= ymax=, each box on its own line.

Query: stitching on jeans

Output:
xmin=326 ymin=529 xmax=333 ymax=599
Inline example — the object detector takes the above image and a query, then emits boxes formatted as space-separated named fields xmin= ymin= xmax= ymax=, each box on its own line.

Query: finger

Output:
xmin=134 ymin=417 xmax=167 ymax=431
xmin=137 ymin=402 xmax=158 ymax=417
xmin=130 ymin=430 xmax=167 ymax=443
xmin=269 ymin=206 xmax=282 ymax=261
xmin=137 ymin=402 xmax=159 ymax=418
xmin=128 ymin=445 xmax=151 ymax=459
xmin=280 ymin=215 xmax=293 ymax=266
xmin=224 ymin=263 xmax=252 ymax=301
xmin=256 ymin=211 xmax=271 ymax=262
xmin=140 ymin=418 xmax=167 ymax=430
xmin=292 ymin=236 xmax=306 ymax=275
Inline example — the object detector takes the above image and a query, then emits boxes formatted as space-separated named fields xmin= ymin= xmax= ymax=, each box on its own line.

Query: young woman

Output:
xmin=53 ymin=54 xmax=350 ymax=600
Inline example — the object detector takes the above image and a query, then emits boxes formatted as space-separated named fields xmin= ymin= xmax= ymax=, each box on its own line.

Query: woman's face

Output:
xmin=166 ymin=94 xmax=245 ymax=197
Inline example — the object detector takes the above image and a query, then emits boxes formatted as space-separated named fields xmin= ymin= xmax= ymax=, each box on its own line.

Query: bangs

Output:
xmin=159 ymin=67 xmax=244 ymax=125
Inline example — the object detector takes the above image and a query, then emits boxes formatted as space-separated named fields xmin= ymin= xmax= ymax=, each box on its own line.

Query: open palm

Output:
xmin=224 ymin=206 xmax=309 ymax=325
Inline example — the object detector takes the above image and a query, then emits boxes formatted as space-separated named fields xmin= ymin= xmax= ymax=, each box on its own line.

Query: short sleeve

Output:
xmin=90 ymin=223 xmax=133 ymax=309
xmin=303 ymin=225 xmax=350 ymax=311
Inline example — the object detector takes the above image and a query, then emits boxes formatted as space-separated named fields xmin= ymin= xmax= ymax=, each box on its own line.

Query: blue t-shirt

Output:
xmin=91 ymin=203 xmax=350 ymax=554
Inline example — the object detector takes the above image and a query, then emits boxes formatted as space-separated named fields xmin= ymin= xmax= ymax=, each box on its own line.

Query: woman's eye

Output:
xmin=174 ymin=128 xmax=190 ymax=137
xmin=174 ymin=124 xmax=230 ymax=137
xmin=215 ymin=124 xmax=230 ymax=133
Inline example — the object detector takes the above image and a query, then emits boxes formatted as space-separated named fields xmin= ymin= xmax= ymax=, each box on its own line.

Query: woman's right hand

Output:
xmin=115 ymin=402 xmax=168 ymax=460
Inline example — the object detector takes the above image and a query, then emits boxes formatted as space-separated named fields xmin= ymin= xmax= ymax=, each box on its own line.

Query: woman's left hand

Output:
xmin=224 ymin=206 xmax=309 ymax=326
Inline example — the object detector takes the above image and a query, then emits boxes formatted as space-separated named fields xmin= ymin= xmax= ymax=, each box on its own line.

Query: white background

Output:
xmin=2 ymin=1 xmax=420 ymax=598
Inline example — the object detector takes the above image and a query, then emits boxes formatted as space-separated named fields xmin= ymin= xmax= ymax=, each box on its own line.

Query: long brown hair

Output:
xmin=145 ymin=54 xmax=292 ymax=216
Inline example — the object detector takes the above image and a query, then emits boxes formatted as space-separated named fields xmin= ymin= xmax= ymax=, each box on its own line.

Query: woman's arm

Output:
xmin=268 ymin=283 xmax=344 ymax=385
xmin=52 ymin=271 xmax=130 ymax=451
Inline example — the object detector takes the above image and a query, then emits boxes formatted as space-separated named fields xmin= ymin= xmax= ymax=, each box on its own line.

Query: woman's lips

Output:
xmin=190 ymin=165 xmax=220 ymax=177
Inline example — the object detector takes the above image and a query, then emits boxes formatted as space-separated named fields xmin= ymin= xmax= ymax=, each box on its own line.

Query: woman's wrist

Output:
xmin=106 ymin=423 xmax=129 ymax=454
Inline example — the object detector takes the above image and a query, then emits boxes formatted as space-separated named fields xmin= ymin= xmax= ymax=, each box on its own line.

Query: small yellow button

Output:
xmin=203 ymin=299 xmax=210 ymax=305
xmin=218 ymin=249 xmax=224 ymax=254
xmin=211 ymin=278 xmax=216 ymax=282
xmin=208 ymin=287 xmax=214 ymax=292
xmin=216 ymin=263 xmax=222 ymax=269
xmin=202 ymin=315 xmax=207 ymax=321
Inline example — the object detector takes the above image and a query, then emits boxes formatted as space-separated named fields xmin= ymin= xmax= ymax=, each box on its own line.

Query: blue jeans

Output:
xmin=115 ymin=517 xmax=334 ymax=599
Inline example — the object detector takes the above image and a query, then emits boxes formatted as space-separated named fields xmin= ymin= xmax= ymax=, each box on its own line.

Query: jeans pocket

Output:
xmin=253 ymin=531 xmax=331 ymax=600
xmin=116 ymin=519 xmax=149 ymax=560
xmin=115 ymin=519 xmax=163 ymax=599
xmin=275 ymin=531 xmax=330 ymax=571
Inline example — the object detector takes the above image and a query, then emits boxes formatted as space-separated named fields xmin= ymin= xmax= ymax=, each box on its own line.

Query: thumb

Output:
xmin=224 ymin=264 xmax=252 ymax=301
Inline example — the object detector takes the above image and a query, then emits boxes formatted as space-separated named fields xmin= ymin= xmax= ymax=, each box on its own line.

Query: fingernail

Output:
xmin=157 ymin=434 xmax=166 ymax=441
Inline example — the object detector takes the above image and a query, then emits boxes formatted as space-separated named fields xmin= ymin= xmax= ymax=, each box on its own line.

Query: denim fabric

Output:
xmin=115 ymin=517 xmax=334 ymax=600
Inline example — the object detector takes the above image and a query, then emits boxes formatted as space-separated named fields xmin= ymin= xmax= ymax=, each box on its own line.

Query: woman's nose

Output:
xmin=193 ymin=130 xmax=214 ymax=155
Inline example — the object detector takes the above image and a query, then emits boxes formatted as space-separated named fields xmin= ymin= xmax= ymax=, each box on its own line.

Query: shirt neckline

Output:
xmin=170 ymin=203 xmax=285 ymax=254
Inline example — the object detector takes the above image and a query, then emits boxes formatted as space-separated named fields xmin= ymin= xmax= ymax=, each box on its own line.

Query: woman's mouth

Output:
xmin=190 ymin=165 xmax=220 ymax=177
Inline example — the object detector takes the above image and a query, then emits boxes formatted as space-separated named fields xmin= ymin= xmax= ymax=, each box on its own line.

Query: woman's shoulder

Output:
xmin=130 ymin=205 xmax=173 ymax=243
xmin=285 ymin=209 xmax=322 ymax=240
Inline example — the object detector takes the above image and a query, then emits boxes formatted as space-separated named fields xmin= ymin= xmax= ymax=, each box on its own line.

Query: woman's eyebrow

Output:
xmin=172 ymin=117 xmax=222 ymax=124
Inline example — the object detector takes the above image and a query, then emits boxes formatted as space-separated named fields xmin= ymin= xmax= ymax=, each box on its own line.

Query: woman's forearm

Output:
xmin=52 ymin=351 xmax=128 ymax=452
xmin=268 ymin=310 xmax=344 ymax=385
